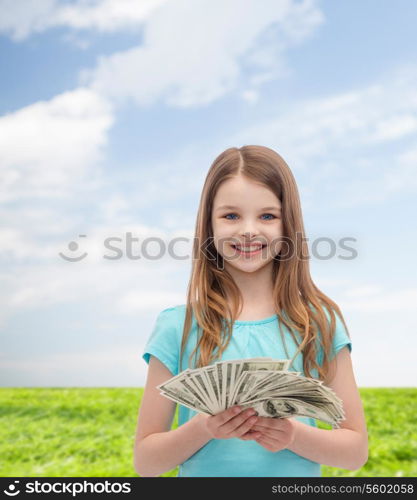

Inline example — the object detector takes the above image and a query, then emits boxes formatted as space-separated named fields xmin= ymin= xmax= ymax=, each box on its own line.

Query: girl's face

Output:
xmin=211 ymin=174 xmax=283 ymax=274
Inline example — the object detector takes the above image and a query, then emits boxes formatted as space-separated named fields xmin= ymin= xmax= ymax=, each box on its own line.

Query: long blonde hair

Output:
xmin=180 ymin=145 xmax=349 ymax=382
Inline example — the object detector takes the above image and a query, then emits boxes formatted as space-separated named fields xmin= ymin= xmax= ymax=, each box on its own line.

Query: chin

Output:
xmin=226 ymin=260 xmax=272 ymax=273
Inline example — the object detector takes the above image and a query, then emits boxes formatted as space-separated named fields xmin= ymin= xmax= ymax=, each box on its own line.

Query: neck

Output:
xmin=224 ymin=260 xmax=276 ymax=307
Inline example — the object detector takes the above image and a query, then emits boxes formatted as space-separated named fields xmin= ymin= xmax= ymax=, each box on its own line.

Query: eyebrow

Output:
xmin=216 ymin=205 xmax=281 ymax=212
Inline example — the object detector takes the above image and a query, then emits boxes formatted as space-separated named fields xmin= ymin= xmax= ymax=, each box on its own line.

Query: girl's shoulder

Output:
xmin=156 ymin=303 xmax=188 ymax=328
xmin=161 ymin=303 xmax=186 ymax=312
xmin=143 ymin=305 xmax=187 ymax=375
xmin=159 ymin=303 xmax=186 ymax=316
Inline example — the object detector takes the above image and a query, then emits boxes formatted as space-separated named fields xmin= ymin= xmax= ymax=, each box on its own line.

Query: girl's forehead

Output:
xmin=213 ymin=176 xmax=281 ymax=207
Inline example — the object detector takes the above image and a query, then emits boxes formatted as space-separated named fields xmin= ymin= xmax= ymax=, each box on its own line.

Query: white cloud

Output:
xmin=0 ymin=222 xmax=191 ymax=324
xmin=241 ymin=89 xmax=260 ymax=105
xmin=0 ymin=345 xmax=148 ymax=386
xmin=0 ymin=262 xmax=176 ymax=328
xmin=380 ymin=146 xmax=417 ymax=194
xmin=369 ymin=114 xmax=417 ymax=142
xmin=0 ymin=0 xmax=168 ymax=41
xmin=0 ymin=228 xmax=60 ymax=260
xmin=341 ymin=287 xmax=417 ymax=312
xmin=0 ymin=87 xmax=114 ymax=202
xmin=53 ymin=0 xmax=168 ymax=32
xmin=232 ymin=68 xmax=417 ymax=161
xmin=116 ymin=290 xmax=185 ymax=314
xmin=0 ymin=0 xmax=56 ymax=41
xmin=80 ymin=0 xmax=324 ymax=108
xmin=344 ymin=285 xmax=384 ymax=298
xmin=226 ymin=63 xmax=417 ymax=206
xmin=0 ymin=206 xmax=79 ymax=237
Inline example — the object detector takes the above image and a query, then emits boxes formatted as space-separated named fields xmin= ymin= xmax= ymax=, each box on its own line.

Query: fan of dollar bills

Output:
xmin=157 ymin=357 xmax=345 ymax=428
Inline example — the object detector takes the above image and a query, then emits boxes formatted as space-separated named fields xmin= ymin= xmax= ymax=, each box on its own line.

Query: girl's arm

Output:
xmin=247 ymin=346 xmax=368 ymax=470
xmin=133 ymin=355 xmax=212 ymax=477
xmin=134 ymin=355 xmax=261 ymax=476
xmin=285 ymin=346 xmax=369 ymax=470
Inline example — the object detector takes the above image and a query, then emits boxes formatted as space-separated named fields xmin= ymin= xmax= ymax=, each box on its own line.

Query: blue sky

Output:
xmin=0 ymin=0 xmax=416 ymax=388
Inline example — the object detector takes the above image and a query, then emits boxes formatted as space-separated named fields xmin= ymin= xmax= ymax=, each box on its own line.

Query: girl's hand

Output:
xmin=199 ymin=405 xmax=262 ymax=440
xmin=239 ymin=416 xmax=297 ymax=452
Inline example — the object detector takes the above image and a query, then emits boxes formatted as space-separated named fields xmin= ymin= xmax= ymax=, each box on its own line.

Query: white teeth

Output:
xmin=234 ymin=245 xmax=263 ymax=251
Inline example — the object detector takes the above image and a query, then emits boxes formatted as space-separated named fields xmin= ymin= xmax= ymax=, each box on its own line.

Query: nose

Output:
xmin=241 ymin=230 xmax=258 ymax=239
xmin=239 ymin=220 xmax=259 ymax=240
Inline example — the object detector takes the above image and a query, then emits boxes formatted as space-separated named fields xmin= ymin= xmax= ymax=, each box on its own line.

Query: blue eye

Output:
xmin=223 ymin=213 xmax=276 ymax=220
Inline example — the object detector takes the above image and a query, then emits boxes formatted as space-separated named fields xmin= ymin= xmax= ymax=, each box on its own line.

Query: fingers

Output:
xmin=239 ymin=429 xmax=262 ymax=441
xmin=251 ymin=416 xmax=289 ymax=430
xmin=219 ymin=408 xmax=258 ymax=437
xmin=207 ymin=406 xmax=293 ymax=441
xmin=232 ymin=413 xmax=259 ymax=437
xmin=206 ymin=406 xmax=241 ymax=435
xmin=251 ymin=426 xmax=283 ymax=440
xmin=213 ymin=405 xmax=243 ymax=426
xmin=251 ymin=417 xmax=292 ymax=440
xmin=206 ymin=406 xmax=253 ymax=439
xmin=255 ymin=435 xmax=280 ymax=450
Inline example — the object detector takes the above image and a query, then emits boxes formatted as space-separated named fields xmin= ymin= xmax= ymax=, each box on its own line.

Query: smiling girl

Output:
xmin=134 ymin=145 xmax=368 ymax=477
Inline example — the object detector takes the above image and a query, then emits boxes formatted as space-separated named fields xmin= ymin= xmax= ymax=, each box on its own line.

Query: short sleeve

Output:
xmin=142 ymin=307 xmax=181 ymax=376
xmin=330 ymin=310 xmax=352 ymax=360
xmin=317 ymin=307 xmax=352 ymax=365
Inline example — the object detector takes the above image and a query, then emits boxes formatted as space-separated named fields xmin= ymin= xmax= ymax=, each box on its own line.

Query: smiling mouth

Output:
xmin=231 ymin=244 xmax=266 ymax=255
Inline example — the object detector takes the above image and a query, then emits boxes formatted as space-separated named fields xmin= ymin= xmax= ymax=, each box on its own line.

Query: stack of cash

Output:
xmin=157 ymin=357 xmax=345 ymax=427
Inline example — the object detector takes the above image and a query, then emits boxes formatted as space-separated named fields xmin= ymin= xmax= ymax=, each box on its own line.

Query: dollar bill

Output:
xmin=157 ymin=357 xmax=345 ymax=427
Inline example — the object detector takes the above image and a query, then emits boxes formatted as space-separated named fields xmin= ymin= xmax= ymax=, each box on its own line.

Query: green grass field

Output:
xmin=0 ymin=388 xmax=415 ymax=477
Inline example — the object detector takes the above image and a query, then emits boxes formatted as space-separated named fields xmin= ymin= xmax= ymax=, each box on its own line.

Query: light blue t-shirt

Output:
xmin=142 ymin=304 xmax=352 ymax=477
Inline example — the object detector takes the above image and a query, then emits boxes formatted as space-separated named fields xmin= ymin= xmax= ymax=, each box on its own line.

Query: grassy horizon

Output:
xmin=0 ymin=388 xmax=415 ymax=477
